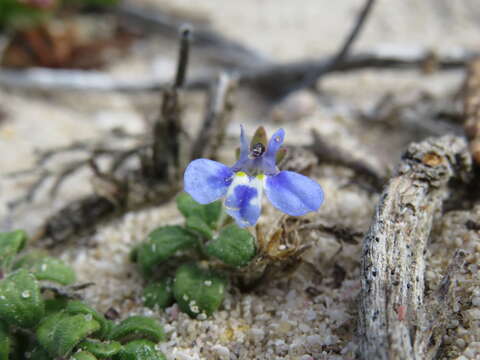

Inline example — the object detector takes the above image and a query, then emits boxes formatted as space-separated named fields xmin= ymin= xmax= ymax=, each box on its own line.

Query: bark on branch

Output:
xmin=463 ymin=58 xmax=480 ymax=164
xmin=358 ymin=135 xmax=471 ymax=360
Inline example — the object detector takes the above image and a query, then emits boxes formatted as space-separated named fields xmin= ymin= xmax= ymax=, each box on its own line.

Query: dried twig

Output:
xmin=309 ymin=129 xmax=385 ymax=192
xmin=298 ymin=221 xmax=362 ymax=245
xmin=332 ymin=0 xmax=376 ymax=66
xmin=361 ymin=92 xmax=464 ymax=138
xmin=7 ymin=170 xmax=50 ymax=209
xmin=296 ymin=0 xmax=376 ymax=93
xmin=41 ymin=282 xmax=95 ymax=299
xmin=463 ymin=58 xmax=480 ymax=164
xmin=414 ymin=250 xmax=466 ymax=359
xmin=0 ymin=48 xmax=475 ymax=95
xmin=358 ymin=135 xmax=471 ymax=360
xmin=191 ymin=72 xmax=237 ymax=160
xmin=149 ymin=26 xmax=190 ymax=181
xmin=6 ymin=143 xmax=139 ymax=210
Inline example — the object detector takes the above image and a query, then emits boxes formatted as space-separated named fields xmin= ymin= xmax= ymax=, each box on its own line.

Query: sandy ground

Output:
xmin=1 ymin=1 xmax=479 ymax=359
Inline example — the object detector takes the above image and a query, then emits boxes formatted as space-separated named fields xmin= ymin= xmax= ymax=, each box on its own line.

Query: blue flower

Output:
xmin=184 ymin=125 xmax=324 ymax=227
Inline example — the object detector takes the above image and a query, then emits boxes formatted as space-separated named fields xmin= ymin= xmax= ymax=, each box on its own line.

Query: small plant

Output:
xmin=0 ymin=0 xmax=118 ymax=30
xmin=133 ymin=126 xmax=324 ymax=318
xmin=132 ymin=193 xmax=247 ymax=318
xmin=0 ymin=230 xmax=166 ymax=360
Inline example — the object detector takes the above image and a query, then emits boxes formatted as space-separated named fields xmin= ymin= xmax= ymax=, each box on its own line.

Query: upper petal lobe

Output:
xmin=265 ymin=170 xmax=324 ymax=216
xmin=265 ymin=128 xmax=285 ymax=160
xmin=184 ymin=159 xmax=233 ymax=204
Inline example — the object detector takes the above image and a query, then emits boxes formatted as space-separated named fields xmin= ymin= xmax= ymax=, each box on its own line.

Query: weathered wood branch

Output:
xmin=358 ymin=135 xmax=471 ymax=360
xmin=463 ymin=58 xmax=480 ymax=164
xmin=191 ymin=72 xmax=236 ymax=160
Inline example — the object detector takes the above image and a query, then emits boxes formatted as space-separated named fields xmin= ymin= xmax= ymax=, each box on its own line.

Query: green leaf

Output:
xmin=71 ymin=351 xmax=98 ymax=360
xmin=0 ymin=269 xmax=44 ymax=328
xmin=77 ymin=338 xmax=122 ymax=358
xmin=69 ymin=0 xmax=120 ymax=7
xmin=44 ymin=297 xmax=69 ymax=315
xmin=0 ymin=321 xmax=10 ymax=360
xmin=173 ymin=264 xmax=226 ymax=318
xmin=108 ymin=316 xmax=164 ymax=344
xmin=8 ymin=330 xmax=32 ymax=360
xmin=65 ymin=301 xmax=111 ymax=339
xmin=0 ymin=230 xmax=27 ymax=273
xmin=113 ymin=340 xmax=166 ymax=360
xmin=29 ymin=347 xmax=53 ymax=360
xmin=36 ymin=311 xmax=100 ymax=357
xmin=137 ymin=226 xmax=197 ymax=275
xmin=0 ymin=0 xmax=51 ymax=29
xmin=185 ymin=216 xmax=213 ymax=239
xmin=206 ymin=224 xmax=256 ymax=267
xmin=15 ymin=253 xmax=76 ymax=285
xmin=12 ymin=250 xmax=46 ymax=269
xmin=176 ymin=193 xmax=222 ymax=228
xmin=143 ymin=278 xmax=174 ymax=310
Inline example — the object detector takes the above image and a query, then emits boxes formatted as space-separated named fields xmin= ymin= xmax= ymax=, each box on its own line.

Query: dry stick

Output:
xmin=190 ymin=72 xmax=236 ymax=160
xmin=7 ymin=145 xmax=136 ymax=210
xmin=414 ymin=249 xmax=466 ymax=359
xmin=240 ymin=50 xmax=476 ymax=98
xmin=296 ymin=0 xmax=376 ymax=93
xmin=151 ymin=26 xmax=191 ymax=181
xmin=7 ymin=169 xmax=50 ymax=209
xmin=0 ymin=48 xmax=476 ymax=94
xmin=309 ymin=129 xmax=385 ymax=192
xmin=463 ymin=58 xmax=480 ymax=164
xmin=358 ymin=135 xmax=471 ymax=360
xmin=174 ymin=25 xmax=192 ymax=88
xmin=333 ymin=0 xmax=376 ymax=66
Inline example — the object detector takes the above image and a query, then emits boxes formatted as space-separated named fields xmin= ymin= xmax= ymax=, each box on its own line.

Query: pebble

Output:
xmin=465 ymin=309 xmax=480 ymax=321
xmin=305 ymin=310 xmax=317 ymax=321
xmin=211 ymin=344 xmax=230 ymax=360
xmin=300 ymin=356 xmax=314 ymax=360
xmin=250 ymin=327 xmax=265 ymax=342
xmin=306 ymin=334 xmax=322 ymax=346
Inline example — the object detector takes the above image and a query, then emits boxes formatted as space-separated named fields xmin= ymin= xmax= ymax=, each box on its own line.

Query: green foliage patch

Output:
xmin=132 ymin=193 xmax=259 ymax=318
xmin=0 ymin=231 xmax=166 ymax=360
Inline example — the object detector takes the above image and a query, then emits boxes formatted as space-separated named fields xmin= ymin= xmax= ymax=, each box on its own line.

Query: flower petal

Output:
xmin=224 ymin=173 xmax=263 ymax=227
xmin=265 ymin=128 xmax=285 ymax=159
xmin=239 ymin=124 xmax=250 ymax=160
xmin=184 ymin=159 xmax=233 ymax=204
xmin=231 ymin=125 xmax=252 ymax=172
xmin=261 ymin=128 xmax=285 ymax=175
xmin=265 ymin=171 xmax=324 ymax=216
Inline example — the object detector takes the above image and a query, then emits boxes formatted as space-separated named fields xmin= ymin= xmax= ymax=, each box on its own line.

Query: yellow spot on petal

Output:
xmin=256 ymin=174 xmax=265 ymax=180
xmin=236 ymin=171 xmax=247 ymax=177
